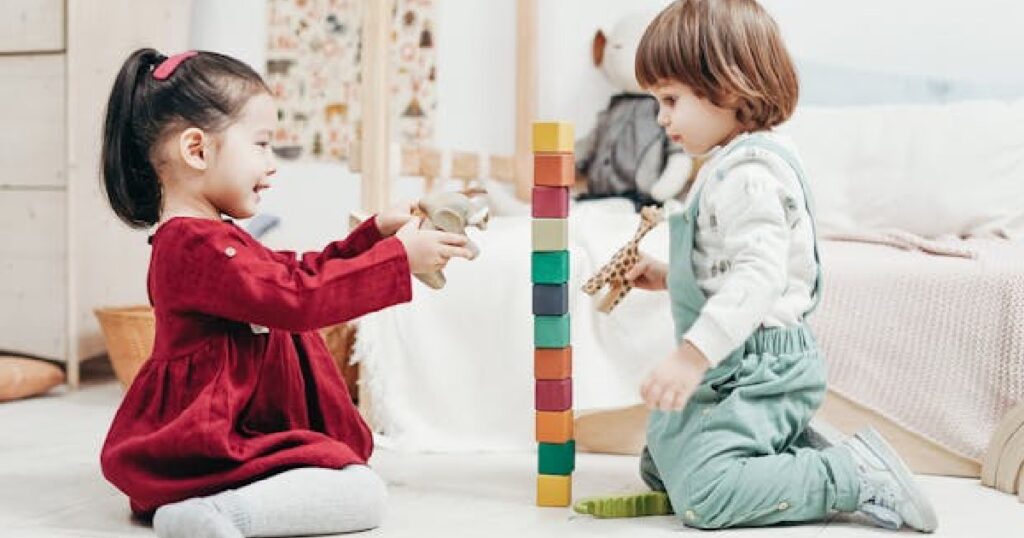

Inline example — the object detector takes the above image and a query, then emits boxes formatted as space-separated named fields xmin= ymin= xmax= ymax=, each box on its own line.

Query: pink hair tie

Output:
xmin=153 ymin=51 xmax=198 ymax=80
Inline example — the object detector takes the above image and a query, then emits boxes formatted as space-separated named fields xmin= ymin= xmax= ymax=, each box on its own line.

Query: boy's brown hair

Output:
xmin=636 ymin=0 xmax=798 ymax=131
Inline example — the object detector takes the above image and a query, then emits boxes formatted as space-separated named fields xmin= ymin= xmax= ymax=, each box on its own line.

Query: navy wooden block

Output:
xmin=533 ymin=284 xmax=568 ymax=316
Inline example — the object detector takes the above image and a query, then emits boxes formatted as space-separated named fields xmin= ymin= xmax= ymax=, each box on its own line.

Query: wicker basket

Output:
xmin=94 ymin=305 xmax=155 ymax=387
xmin=94 ymin=305 xmax=359 ymax=394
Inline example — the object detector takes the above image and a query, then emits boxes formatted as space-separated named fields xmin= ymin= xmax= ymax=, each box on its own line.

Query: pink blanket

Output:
xmin=811 ymin=238 xmax=1024 ymax=460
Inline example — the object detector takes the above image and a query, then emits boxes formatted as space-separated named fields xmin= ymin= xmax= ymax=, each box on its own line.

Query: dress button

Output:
xmin=224 ymin=246 xmax=237 ymax=257
xmin=778 ymin=501 xmax=790 ymax=510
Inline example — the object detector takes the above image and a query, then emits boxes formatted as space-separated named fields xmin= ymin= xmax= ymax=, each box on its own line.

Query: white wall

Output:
xmin=189 ymin=0 xmax=267 ymax=74
xmin=761 ymin=0 xmax=1024 ymax=82
xmin=187 ymin=0 xmax=1024 ymax=152
xmin=433 ymin=0 xmax=672 ymax=153
xmin=433 ymin=0 xmax=517 ymax=155
xmin=435 ymin=0 xmax=1024 ymax=152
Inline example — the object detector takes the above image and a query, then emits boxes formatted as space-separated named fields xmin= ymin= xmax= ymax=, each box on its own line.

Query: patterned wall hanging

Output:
xmin=267 ymin=0 xmax=437 ymax=161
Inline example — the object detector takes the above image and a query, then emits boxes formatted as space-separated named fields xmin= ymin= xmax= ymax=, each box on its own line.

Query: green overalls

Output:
xmin=641 ymin=135 xmax=861 ymax=529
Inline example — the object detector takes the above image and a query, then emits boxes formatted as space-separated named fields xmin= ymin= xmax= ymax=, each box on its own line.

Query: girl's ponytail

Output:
xmin=102 ymin=48 xmax=165 ymax=228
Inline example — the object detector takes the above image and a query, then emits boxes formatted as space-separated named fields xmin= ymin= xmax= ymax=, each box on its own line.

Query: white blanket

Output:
xmin=355 ymin=207 xmax=1024 ymax=458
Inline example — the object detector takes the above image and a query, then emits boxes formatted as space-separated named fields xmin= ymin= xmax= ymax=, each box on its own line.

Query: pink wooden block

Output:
xmin=532 ymin=186 xmax=569 ymax=218
xmin=535 ymin=378 xmax=572 ymax=411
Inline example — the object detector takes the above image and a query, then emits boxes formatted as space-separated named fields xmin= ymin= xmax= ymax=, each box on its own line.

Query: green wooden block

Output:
xmin=532 ymin=251 xmax=569 ymax=284
xmin=532 ymin=218 xmax=569 ymax=252
xmin=538 ymin=440 xmax=576 ymax=475
xmin=535 ymin=314 xmax=570 ymax=348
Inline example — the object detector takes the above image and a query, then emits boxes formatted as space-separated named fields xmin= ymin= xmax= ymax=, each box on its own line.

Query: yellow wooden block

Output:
xmin=537 ymin=474 xmax=572 ymax=507
xmin=532 ymin=122 xmax=574 ymax=153
xmin=532 ymin=218 xmax=568 ymax=252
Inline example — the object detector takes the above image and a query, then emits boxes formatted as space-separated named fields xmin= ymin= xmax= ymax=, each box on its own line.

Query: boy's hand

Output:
xmin=641 ymin=341 xmax=710 ymax=412
xmin=395 ymin=217 xmax=474 ymax=275
xmin=376 ymin=201 xmax=417 ymax=237
xmin=625 ymin=252 xmax=669 ymax=291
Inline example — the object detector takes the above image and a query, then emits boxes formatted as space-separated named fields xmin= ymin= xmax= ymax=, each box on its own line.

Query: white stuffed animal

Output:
xmin=576 ymin=11 xmax=693 ymax=204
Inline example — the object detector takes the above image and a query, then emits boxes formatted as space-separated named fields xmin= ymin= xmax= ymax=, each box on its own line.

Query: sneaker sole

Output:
xmin=858 ymin=428 xmax=939 ymax=533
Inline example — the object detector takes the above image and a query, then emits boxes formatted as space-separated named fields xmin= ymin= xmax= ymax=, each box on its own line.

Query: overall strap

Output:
xmin=714 ymin=135 xmax=824 ymax=318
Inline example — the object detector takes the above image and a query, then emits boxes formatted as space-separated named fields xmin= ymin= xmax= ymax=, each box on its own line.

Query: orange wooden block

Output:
xmin=534 ymin=153 xmax=575 ymax=187
xmin=536 ymin=409 xmax=574 ymax=443
xmin=535 ymin=348 xmax=572 ymax=380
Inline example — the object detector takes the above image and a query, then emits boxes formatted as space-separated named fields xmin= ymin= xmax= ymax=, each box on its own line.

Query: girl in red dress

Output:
xmin=98 ymin=49 xmax=472 ymax=538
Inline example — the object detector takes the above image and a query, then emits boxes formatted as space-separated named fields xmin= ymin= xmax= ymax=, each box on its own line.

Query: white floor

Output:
xmin=2 ymin=361 xmax=1022 ymax=538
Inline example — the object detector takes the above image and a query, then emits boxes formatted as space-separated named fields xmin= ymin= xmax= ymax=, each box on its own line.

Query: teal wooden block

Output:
xmin=535 ymin=314 xmax=570 ymax=348
xmin=538 ymin=440 xmax=576 ymax=475
xmin=532 ymin=251 xmax=569 ymax=284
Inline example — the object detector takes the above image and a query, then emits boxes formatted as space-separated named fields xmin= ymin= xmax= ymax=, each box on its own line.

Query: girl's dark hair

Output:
xmin=101 ymin=49 xmax=271 ymax=228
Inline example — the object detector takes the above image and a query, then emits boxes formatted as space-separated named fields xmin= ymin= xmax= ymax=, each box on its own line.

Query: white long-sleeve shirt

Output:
xmin=668 ymin=132 xmax=818 ymax=367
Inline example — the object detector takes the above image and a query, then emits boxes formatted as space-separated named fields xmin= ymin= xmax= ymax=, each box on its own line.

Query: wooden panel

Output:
xmin=0 ymin=0 xmax=65 ymax=53
xmin=514 ymin=0 xmax=537 ymax=201
xmin=0 ymin=190 xmax=66 ymax=360
xmin=360 ymin=0 xmax=392 ymax=211
xmin=0 ymin=55 xmax=66 ymax=188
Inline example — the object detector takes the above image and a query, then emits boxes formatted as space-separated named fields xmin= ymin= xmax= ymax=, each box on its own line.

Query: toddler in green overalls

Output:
xmin=573 ymin=0 xmax=937 ymax=532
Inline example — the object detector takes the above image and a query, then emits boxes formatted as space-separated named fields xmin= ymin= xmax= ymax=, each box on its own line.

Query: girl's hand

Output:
xmin=640 ymin=341 xmax=710 ymax=412
xmin=395 ymin=217 xmax=474 ymax=274
xmin=625 ymin=252 xmax=669 ymax=291
xmin=376 ymin=201 xmax=417 ymax=237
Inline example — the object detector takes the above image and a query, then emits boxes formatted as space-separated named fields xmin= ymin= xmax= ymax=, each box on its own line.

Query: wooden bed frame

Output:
xmin=351 ymin=0 xmax=994 ymax=481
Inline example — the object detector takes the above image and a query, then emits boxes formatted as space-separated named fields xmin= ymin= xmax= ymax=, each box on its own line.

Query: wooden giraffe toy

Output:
xmin=582 ymin=205 xmax=665 ymax=313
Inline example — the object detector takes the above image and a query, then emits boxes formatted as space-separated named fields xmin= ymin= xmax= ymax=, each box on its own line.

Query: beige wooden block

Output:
xmin=0 ymin=0 xmax=65 ymax=53
xmin=532 ymin=218 xmax=568 ymax=252
xmin=0 ymin=55 xmax=65 ymax=188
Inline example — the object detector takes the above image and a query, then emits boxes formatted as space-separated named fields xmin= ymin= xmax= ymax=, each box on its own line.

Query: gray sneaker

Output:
xmin=842 ymin=427 xmax=938 ymax=533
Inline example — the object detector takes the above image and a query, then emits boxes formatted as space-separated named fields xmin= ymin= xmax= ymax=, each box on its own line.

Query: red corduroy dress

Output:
xmin=100 ymin=216 xmax=411 ymax=515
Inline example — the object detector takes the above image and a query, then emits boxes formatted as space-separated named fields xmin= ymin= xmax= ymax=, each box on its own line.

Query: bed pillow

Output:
xmin=0 ymin=357 xmax=65 ymax=402
xmin=782 ymin=98 xmax=1024 ymax=238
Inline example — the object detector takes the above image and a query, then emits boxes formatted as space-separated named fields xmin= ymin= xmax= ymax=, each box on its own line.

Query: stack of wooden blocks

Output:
xmin=531 ymin=121 xmax=576 ymax=507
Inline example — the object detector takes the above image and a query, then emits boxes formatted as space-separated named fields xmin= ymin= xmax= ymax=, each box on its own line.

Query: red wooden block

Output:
xmin=536 ymin=378 xmax=572 ymax=411
xmin=534 ymin=153 xmax=575 ymax=187
xmin=532 ymin=186 xmax=569 ymax=218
